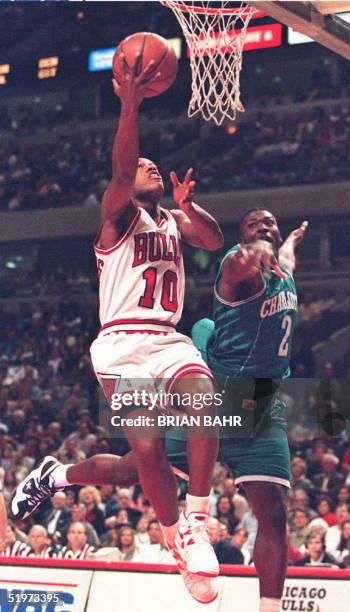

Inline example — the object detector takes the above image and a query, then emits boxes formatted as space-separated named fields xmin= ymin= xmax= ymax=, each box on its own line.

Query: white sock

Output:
xmin=260 ymin=597 xmax=281 ymax=612
xmin=160 ymin=521 xmax=178 ymax=548
xmin=186 ymin=493 xmax=209 ymax=515
xmin=51 ymin=464 xmax=72 ymax=488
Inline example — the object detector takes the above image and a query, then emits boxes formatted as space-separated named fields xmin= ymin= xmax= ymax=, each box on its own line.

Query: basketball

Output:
xmin=113 ymin=32 xmax=178 ymax=97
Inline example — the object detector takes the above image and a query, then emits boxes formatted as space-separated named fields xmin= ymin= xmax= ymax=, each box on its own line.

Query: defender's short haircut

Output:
xmin=239 ymin=207 xmax=275 ymax=233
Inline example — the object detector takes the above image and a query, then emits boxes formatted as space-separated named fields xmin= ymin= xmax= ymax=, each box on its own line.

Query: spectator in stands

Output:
xmin=42 ymin=492 xmax=71 ymax=542
xmin=238 ymin=508 xmax=258 ymax=556
xmin=207 ymin=517 xmax=244 ymax=565
xmin=116 ymin=526 xmax=139 ymax=561
xmin=0 ymin=525 xmax=31 ymax=557
xmin=27 ymin=525 xmax=54 ymax=558
xmin=290 ymin=489 xmax=317 ymax=519
xmin=316 ymin=496 xmax=337 ymax=526
xmin=216 ymin=494 xmax=239 ymax=535
xmin=115 ymin=488 xmax=142 ymax=528
xmin=337 ymin=486 xmax=350 ymax=506
xmin=291 ymin=458 xmax=315 ymax=499
xmin=286 ymin=524 xmax=303 ymax=565
xmin=221 ymin=477 xmax=249 ymax=520
xmin=62 ymin=421 xmax=97 ymax=457
xmin=295 ymin=533 xmax=338 ymax=566
xmin=325 ymin=503 xmax=350 ymax=556
xmin=70 ymin=503 xmax=99 ymax=547
xmin=99 ymin=484 xmax=118 ymax=518
xmin=312 ymin=454 xmax=345 ymax=501
xmin=231 ymin=527 xmax=251 ymax=565
xmin=135 ymin=515 xmax=150 ymax=548
xmin=305 ymin=437 xmax=330 ymax=480
xmin=134 ymin=520 xmax=175 ymax=564
xmin=58 ymin=438 xmax=86 ymax=464
xmin=57 ymin=522 xmax=95 ymax=559
xmin=333 ymin=519 xmax=350 ymax=564
xmin=78 ymin=486 xmax=105 ymax=536
xmin=105 ymin=507 xmax=132 ymax=531
xmin=290 ymin=509 xmax=310 ymax=550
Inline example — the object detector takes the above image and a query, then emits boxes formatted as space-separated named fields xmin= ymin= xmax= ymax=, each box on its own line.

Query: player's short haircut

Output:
xmin=239 ymin=207 xmax=276 ymax=233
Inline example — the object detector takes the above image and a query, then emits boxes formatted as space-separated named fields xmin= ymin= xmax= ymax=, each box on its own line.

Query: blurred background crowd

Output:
xmin=1 ymin=300 xmax=350 ymax=566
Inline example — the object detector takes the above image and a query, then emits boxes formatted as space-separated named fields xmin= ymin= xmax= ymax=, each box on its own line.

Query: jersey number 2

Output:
xmin=139 ymin=267 xmax=178 ymax=313
xmin=278 ymin=315 xmax=292 ymax=357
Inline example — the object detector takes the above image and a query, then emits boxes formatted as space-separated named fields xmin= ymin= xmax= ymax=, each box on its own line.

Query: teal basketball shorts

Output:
xmin=165 ymin=432 xmax=291 ymax=488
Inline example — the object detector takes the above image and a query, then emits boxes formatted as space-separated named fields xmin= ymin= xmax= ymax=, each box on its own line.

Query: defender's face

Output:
xmin=134 ymin=158 xmax=164 ymax=200
xmin=240 ymin=210 xmax=282 ymax=253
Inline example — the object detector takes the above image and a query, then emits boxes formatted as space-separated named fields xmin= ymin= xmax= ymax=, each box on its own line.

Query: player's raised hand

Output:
xmin=286 ymin=220 xmax=308 ymax=246
xmin=170 ymin=168 xmax=196 ymax=212
xmin=112 ymin=52 xmax=161 ymax=107
xmin=242 ymin=240 xmax=285 ymax=279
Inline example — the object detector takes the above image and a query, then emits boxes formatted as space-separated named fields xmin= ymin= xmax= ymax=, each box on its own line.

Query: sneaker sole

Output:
xmin=189 ymin=570 xmax=220 ymax=578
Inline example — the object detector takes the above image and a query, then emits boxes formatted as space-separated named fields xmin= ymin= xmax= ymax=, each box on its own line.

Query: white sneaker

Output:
xmin=11 ymin=456 xmax=63 ymax=520
xmin=174 ymin=511 xmax=220 ymax=577
xmin=168 ymin=540 xmax=219 ymax=604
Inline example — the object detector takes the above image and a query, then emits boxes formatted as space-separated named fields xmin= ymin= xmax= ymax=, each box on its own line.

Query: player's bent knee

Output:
xmin=130 ymin=437 xmax=165 ymax=465
xmin=175 ymin=373 xmax=214 ymax=397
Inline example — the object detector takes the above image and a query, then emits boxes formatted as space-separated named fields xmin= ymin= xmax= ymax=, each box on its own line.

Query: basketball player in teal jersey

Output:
xmin=208 ymin=207 xmax=301 ymax=379
xmin=182 ymin=207 xmax=308 ymax=612
xmin=10 ymin=207 xmax=306 ymax=610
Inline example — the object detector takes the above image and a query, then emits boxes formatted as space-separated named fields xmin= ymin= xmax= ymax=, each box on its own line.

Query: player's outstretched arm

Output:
xmin=170 ymin=168 xmax=224 ymax=251
xmin=221 ymin=240 xmax=285 ymax=287
xmin=279 ymin=221 xmax=308 ymax=274
xmin=101 ymin=53 xmax=161 ymax=225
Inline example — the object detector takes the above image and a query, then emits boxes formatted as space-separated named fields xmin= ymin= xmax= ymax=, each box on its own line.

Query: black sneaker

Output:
xmin=11 ymin=455 xmax=63 ymax=520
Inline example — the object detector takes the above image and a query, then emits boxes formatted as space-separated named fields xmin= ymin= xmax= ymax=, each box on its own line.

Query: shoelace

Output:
xmin=27 ymin=483 xmax=53 ymax=507
xmin=182 ymin=516 xmax=211 ymax=545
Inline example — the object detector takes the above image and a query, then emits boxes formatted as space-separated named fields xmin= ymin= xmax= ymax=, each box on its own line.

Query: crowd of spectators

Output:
xmin=1 ymin=299 xmax=350 ymax=566
xmin=1 ymin=98 xmax=350 ymax=212
xmin=191 ymin=103 xmax=350 ymax=192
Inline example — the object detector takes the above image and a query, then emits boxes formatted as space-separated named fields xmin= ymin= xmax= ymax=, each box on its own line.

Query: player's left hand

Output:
xmin=170 ymin=168 xmax=196 ymax=211
xmin=288 ymin=220 xmax=308 ymax=246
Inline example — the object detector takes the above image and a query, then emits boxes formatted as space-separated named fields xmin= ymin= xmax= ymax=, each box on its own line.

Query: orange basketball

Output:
xmin=113 ymin=32 xmax=178 ymax=97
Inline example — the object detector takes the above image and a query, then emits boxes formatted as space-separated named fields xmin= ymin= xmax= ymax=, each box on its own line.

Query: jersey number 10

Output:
xmin=139 ymin=267 xmax=178 ymax=313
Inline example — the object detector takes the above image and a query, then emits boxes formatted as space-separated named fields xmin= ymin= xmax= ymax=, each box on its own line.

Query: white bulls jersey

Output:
xmin=94 ymin=207 xmax=185 ymax=331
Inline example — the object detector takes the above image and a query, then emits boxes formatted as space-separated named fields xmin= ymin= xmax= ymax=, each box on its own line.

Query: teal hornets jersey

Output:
xmin=208 ymin=245 xmax=298 ymax=378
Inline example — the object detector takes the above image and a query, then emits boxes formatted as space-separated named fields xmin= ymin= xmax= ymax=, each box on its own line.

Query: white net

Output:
xmin=161 ymin=1 xmax=256 ymax=125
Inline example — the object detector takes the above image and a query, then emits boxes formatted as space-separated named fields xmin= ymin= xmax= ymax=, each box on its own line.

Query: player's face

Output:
xmin=240 ymin=210 xmax=282 ymax=253
xmin=134 ymin=158 xmax=164 ymax=202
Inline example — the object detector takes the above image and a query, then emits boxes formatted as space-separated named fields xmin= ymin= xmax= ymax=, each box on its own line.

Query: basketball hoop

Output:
xmin=161 ymin=1 xmax=257 ymax=126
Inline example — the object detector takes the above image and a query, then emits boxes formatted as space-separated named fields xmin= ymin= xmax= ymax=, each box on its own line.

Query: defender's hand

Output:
xmin=112 ymin=52 xmax=161 ymax=107
xmin=241 ymin=240 xmax=285 ymax=279
xmin=286 ymin=220 xmax=308 ymax=247
xmin=170 ymin=168 xmax=196 ymax=212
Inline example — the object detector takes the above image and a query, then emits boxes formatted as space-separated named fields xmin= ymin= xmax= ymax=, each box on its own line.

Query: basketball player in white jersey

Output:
xmin=12 ymin=53 xmax=224 ymax=603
